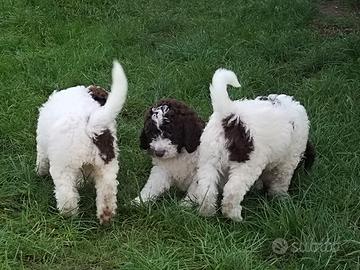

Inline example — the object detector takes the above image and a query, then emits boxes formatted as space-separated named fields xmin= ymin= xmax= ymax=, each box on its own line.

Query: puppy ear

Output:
xmin=183 ymin=117 xmax=204 ymax=153
xmin=140 ymin=128 xmax=150 ymax=150
xmin=140 ymin=110 xmax=152 ymax=150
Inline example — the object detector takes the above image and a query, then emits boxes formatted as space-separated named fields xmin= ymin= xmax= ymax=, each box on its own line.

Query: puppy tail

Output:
xmin=210 ymin=68 xmax=241 ymax=115
xmin=87 ymin=60 xmax=128 ymax=134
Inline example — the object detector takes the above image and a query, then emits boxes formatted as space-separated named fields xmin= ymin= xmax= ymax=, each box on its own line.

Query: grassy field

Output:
xmin=1 ymin=0 xmax=360 ymax=269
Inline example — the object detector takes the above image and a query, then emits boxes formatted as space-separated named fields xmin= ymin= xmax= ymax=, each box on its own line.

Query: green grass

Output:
xmin=1 ymin=0 xmax=360 ymax=268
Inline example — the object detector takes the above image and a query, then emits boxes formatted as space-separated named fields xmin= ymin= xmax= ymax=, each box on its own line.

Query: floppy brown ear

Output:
xmin=139 ymin=109 xmax=152 ymax=150
xmin=183 ymin=116 xmax=205 ymax=153
xmin=139 ymin=128 xmax=150 ymax=150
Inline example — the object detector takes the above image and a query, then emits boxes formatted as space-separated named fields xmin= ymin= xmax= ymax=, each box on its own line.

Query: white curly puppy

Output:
xmin=36 ymin=61 xmax=127 ymax=224
xmin=187 ymin=69 xmax=314 ymax=221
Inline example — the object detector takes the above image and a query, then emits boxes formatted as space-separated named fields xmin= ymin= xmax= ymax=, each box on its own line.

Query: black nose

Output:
xmin=155 ymin=150 xmax=165 ymax=157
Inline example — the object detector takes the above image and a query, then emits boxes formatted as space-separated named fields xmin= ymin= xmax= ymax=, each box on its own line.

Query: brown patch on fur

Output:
xmin=140 ymin=99 xmax=205 ymax=154
xmin=93 ymin=129 xmax=115 ymax=163
xmin=88 ymin=85 xmax=109 ymax=106
xmin=222 ymin=114 xmax=254 ymax=163
xmin=100 ymin=206 xmax=113 ymax=224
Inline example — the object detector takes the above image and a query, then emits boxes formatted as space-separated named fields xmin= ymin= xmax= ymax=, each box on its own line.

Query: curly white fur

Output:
xmin=133 ymin=150 xmax=199 ymax=204
xmin=187 ymin=69 xmax=309 ymax=221
xmin=36 ymin=61 xmax=127 ymax=224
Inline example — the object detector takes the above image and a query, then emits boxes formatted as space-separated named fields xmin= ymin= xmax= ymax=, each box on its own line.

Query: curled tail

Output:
xmin=88 ymin=60 xmax=128 ymax=134
xmin=304 ymin=140 xmax=316 ymax=171
xmin=210 ymin=68 xmax=241 ymax=115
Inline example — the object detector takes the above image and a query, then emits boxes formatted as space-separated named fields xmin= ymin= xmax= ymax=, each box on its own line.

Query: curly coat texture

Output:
xmin=36 ymin=61 xmax=127 ymax=224
xmin=186 ymin=69 xmax=314 ymax=222
xmin=134 ymin=99 xmax=205 ymax=203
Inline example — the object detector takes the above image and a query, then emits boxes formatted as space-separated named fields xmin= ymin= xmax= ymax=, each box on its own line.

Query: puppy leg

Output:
xmin=266 ymin=159 xmax=299 ymax=197
xmin=221 ymin=161 xmax=263 ymax=222
xmin=182 ymin=179 xmax=199 ymax=206
xmin=50 ymin=165 xmax=80 ymax=216
xmin=94 ymin=160 xmax=119 ymax=224
xmin=196 ymin=162 xmax=221 ymax=217
xmin=133 ymin=166 xmax=171 ymax=203
xmin=36 ymin=145 xmax=49 ymax=176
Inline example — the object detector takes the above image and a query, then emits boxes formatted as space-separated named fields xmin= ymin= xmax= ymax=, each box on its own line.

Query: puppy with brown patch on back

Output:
xmin=133 ymin=99 xmax=205 ymax=203
xmin=187 ymin=69 xmax=315 ymax=222
xmin=36 ymin=61 xmax=127 ymax=224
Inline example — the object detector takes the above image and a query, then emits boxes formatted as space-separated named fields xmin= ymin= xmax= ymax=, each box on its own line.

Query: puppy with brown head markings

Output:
xmin=133 ymin=99 xmax=205 ymax=203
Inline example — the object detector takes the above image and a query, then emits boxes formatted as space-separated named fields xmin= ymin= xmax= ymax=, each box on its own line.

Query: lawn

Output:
xmin=1 ymin=0 xmax=360 ymax=269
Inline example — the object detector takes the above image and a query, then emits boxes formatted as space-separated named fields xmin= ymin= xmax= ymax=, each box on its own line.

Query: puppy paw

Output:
xmin=36 ymin=165 xmax=49 ymax=177
xmin=131 ymin=196 xmax=153 ymax=206
xmin=179 ymin=198 xmax=195 ymax=208
xmin=99 ymin=206 xmax=114 ymax=224
xmin=222 ymin=205 xmax=243 ymax=222
xmin=131 ymin=196 xmax=142 ymax=206
xmin=198 ymin=203 xmax=217 ymax=217
xmin=58 ymin=203 xmax=78 ymax=217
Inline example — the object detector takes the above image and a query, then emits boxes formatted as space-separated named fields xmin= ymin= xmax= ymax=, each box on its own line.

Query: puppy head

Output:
xmin=140 ymin=99 xmax=205 ymax=159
